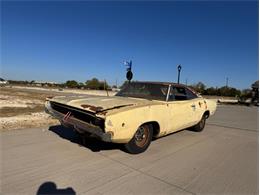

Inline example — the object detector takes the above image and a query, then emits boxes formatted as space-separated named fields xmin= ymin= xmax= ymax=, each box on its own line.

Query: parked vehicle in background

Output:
xmin=0 ymin=78 xmax=9 ymax=85
xmin=238 ymin=80 xmax=259 ymax=106
xmin=45 ymin=81 xmax=217 ymax=154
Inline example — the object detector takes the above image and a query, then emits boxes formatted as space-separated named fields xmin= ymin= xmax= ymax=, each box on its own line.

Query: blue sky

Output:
xmin=1 ymin=1 xmax=258 ymax=89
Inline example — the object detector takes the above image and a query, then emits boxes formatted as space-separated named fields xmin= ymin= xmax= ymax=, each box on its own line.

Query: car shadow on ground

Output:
xmin=48 ymin=125 xmax=124 ymax=152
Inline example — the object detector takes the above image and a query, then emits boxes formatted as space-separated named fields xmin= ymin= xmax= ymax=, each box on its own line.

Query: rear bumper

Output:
xmin=45 ymin=101 xmax=111 ymax=142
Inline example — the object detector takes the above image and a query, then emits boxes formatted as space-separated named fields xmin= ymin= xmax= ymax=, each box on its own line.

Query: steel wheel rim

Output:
xmin=134 ymin=126 xmax=149 ymax=148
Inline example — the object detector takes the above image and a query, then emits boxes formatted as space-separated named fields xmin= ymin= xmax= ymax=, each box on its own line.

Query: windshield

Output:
xmin=116 ymin=82 xmax=169 ymax=101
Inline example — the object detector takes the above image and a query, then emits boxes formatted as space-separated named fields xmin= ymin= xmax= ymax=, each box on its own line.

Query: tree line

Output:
xmin=188 ymin=82 xmax=248 ymax=97
xmin=63 ymin=78 xmax=111 ymax=90
xmin=7 ymin=79 xmax=253 ymax=97
xmin=7 ymin=78 xmax=113 ymax=90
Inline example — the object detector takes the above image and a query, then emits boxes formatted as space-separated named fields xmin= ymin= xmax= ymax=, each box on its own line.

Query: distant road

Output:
xmin=2 ymin=105 xmax=258 ymax=194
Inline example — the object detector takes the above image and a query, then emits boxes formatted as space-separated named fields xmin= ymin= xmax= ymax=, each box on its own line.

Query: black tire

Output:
xmin=191 ymin=114 xmax=207 ymax=132
xmin=125 ymin=124 xmax=153 ymax=154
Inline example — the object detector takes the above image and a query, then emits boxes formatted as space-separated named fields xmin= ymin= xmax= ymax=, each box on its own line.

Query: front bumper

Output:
xmin=45 ymin=101 xmax=112 ymax=142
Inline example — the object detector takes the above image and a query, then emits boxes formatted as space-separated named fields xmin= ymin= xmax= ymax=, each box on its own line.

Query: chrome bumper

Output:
xmin=45 ymin=101 xmax=111 ymax=142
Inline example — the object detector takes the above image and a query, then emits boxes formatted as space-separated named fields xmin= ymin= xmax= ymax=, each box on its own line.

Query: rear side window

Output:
xmin=168 ymin=86 xmax=187 ymax=101
xmin=168 ymin=86 xmax=198 ymax=101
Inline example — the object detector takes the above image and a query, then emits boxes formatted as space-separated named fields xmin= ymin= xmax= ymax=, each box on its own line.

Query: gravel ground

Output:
xmin=0 ymin=87 xmax=59 ymax=130
xmin=0 ymin=112 xmax=59 ymax=130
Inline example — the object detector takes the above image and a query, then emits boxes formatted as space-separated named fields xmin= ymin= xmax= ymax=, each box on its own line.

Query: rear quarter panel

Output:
xmin=205 ymin=99 xmax=217 ymax=116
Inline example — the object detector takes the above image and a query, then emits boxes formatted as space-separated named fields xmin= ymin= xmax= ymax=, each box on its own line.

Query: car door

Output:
xmin=185 ymin=87 xmax=204 ymax=125
xmin=166 ymin=86 xmax=198 ymax=133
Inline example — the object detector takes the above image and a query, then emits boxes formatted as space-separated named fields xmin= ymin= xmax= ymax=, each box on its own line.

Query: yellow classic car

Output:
xmin=45 ymin=81 xmax=217 ymax=154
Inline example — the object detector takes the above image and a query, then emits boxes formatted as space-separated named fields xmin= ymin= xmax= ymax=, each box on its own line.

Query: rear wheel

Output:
xmin=191 ymin=114 xmax=207 ymax=132
xmin=125 ymin=124 xmax=153 ymax=154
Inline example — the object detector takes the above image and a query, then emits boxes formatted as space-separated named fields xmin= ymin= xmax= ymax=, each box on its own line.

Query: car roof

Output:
xmin=130 ymin=81 xmax=187 ymax=87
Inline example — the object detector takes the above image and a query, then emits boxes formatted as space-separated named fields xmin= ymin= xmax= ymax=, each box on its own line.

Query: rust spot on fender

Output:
xmin=81 ymin=104 xmax=103 ymax=112
xmin=204 ymin=100 xmax=208 ymax=109
xmin=98 ymin=111 xmax=108 ymax=116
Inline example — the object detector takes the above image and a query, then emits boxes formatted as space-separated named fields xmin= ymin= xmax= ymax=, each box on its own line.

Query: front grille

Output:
xmin=50 ymin=101 xmax=104 ymax=130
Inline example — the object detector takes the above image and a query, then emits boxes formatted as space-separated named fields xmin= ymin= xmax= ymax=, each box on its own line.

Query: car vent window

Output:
xmin=186 ymin=88 xmax=198 ymax=100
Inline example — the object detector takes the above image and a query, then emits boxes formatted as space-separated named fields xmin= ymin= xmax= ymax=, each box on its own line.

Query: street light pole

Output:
xmin=177 ymin=64 xmax=182 ymax=84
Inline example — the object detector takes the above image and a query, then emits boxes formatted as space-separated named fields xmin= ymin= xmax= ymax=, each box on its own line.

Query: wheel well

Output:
xmin=204 ymin=110 xmax=210 ymax=118
xmin=142 ymin=121 xmax=160 ymax=138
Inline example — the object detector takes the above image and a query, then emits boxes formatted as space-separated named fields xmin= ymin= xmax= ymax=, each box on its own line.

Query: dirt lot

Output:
xmin=0 ymin=86 xmax=116 ymax=130
xmin=0 ymin=87 xmax=59 ymax=130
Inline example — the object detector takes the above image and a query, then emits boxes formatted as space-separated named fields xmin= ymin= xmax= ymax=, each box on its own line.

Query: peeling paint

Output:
xmin=81 ymin=104 xmax=103 ymax=112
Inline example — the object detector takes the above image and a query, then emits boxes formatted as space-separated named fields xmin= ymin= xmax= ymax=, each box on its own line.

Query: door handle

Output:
xmin=191 ymin=104 xmax=196 ymax=108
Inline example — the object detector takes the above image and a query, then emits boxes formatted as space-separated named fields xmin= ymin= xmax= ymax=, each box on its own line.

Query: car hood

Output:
xmin=50 ymin=95 xmax=151 ymax=113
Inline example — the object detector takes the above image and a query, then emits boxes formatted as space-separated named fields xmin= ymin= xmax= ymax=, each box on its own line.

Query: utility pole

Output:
xmin=104 ymin=79 xmax=109 ymax=96
xmin=226 ymin=77 xmax=229 ymax=88
xmin=185 ymin=78 xmax=188 ymax=86
xmin=177 ymin=64 xmax=182 ymax=84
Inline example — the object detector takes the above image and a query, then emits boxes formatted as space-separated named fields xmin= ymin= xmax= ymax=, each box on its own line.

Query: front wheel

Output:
xmin=191 ymin=114 xmax=207 ymax=132
xmin=125 ymin=124 xmax=153 ymax=154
